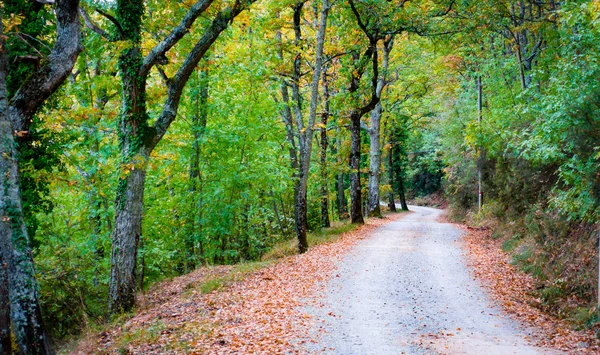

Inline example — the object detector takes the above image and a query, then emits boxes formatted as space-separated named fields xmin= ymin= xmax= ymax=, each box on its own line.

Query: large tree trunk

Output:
xmin=349 ymin=112 xmax=364 ymax=224
xmin=108 ymin=16 xmax=150 ymax=311
xmin=0 ymin=35 xmax=52 ymax=355
xmin=109 ymin=154 xmax=148 ymax=313
xmin=0 ymin=253 xmax=10 ymax=355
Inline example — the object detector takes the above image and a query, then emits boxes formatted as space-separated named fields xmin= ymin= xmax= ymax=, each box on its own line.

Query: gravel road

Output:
xmin=307 ymin=206 xmax=560 ymax=355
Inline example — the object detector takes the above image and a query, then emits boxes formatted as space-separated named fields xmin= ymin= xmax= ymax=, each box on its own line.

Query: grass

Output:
xmin=195 ymin=261 xmax=271 ymax=295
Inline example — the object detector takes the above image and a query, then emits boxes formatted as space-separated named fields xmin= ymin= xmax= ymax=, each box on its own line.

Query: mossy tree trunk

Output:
xmin=0 ymin=25 xmax=53 ymax=355
xmin=108 ymin=0 xmax=257 ymax=314
xmin=0 ymin=0 xmax=82 ymax=352
xmin=347 ymin=0 xmax=382 ymax=224
xmin=0 ymin=253 xmax=10 ymax=355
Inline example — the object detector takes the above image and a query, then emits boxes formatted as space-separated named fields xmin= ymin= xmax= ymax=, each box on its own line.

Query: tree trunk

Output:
xmin=108 ymin=7 xmax=150 ymax=311
xmin=0 ymin=25 xmax=52 ymax=354
xmin=294 ymin=182 xmax=309 ymax=253
xmin=335 ymin=126 xmax=348 ymax=219
xmin=320 ymin=71 xmax=331 ymax=228
xmin=397 ymin=168 xmax=409 ymax=211
xmin=109 ymin=156 xmax=148 ymax=313
xmin=477 ymin=75 xmax=483 ymax=212
xmin=187 ymin=65 xmax=209 ymax=270
xmin=367 ymin=102 xmax=382 ymax=218
xmin=278 ymin=0 xmax=330 ymax=253
xmin=386 ymin=133 xmax=396 ymax=212
xmin=367 ymin=36 xmax=393 ymax=218
xmin=349 ymin=112 xmax=364 ymax=224
xmin=0 ymin=253 xmax=10 ymax=355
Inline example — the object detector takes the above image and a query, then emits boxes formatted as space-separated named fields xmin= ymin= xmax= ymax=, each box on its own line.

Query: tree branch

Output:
xmin=141 ymin=0 xmax=214 ymax=78
xmin=95 ymin=8 xmax=125 ymax=40
xmin=9 ymin=0 xmax=82 ymax=133
xmin=79 ymin=7 xmax=111 ymax=41
xmin=150 ymin=0 xmax=256 ymax=150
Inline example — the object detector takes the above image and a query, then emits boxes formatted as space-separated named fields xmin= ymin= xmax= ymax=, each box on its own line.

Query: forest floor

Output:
xmin=68 ymin=206 xmax=599 ymax=354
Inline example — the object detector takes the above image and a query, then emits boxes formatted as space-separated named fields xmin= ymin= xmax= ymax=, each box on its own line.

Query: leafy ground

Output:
xmin=67 ymin=215 xmax=401 ymax=354
xmin=65 ymin=209 xmax=600 ymax=354
xmin=460 ymin=224 xmax=600 ymax=353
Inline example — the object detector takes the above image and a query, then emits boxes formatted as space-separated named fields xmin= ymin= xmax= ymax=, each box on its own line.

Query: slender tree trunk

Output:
xmin=278 ymin=0 xmax=330 ymax=253
xmin=386 ymin=132 xmax=396 ymax=212
xmin=320 ymin=71 xmax=331 ymax=228
xmin=477 ymin=75 xmax=483 ymax=211
xmin=0 ymin=24 xmax=52 ymax=354
xmin=349 ymin=112 xmax=364 ymax=224
xmin=367 ymin=37 xmax=392 ymax=217
xmin=335 ymin=126 xmax=348 ymax=219
xmin=367 ymin=102 xmax=382 ymax=217
xmin=397 ymin=168 xmax=409 ymax=211
xmin=187 ymin=65 xmax=209 ymax=270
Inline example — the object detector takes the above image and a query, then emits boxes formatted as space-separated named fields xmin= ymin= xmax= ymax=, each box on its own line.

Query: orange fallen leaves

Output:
xmin=71 ymin=214 xmax=403 ymax=354
xmin=460 ymin=225 xmax=600 ymax=353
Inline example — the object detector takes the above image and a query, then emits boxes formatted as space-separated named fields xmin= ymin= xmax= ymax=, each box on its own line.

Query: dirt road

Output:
xmin=307 ymin=206 xmax=560 ymax=355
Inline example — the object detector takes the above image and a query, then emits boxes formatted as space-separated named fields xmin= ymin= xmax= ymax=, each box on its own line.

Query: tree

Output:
xmin=0 ymin=0 xmax=81 ymax=353
xmin=366 ymin=35 xmax=394 ymax=217
xmin=107 ymin=0 xmax=259 ymax=314
xmin=276 ymin=0 xmax=330 ymax=252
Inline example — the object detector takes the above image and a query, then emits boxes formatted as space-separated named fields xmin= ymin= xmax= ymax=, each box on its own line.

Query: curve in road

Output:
xmin=307 ymin=205 xmax=560 ymax=355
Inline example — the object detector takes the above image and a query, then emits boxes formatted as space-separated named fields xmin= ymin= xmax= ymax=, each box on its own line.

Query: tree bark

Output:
xmin=320 ymin=70 xmax=331 ymax=228
xmin=367 ymin=101 xmax=383 ymax=217
xmin=0 ymin=253 xmax=10 ymax=355
xmin=346 ymin=1 xmax=381 ymax=224
xmin=187 ymin=65 xmax=209 ymax=271
xmin=367 ymin=36 xmax=393 ymax=218
xmin=0 ymin=25 xmax=53 ymax=355
xmin=277 ymin=0 xmax=330 ymax=253
xmin=0 ymin=1 xmax=82 ymax=352
xmin=335 ymin=126 xmax=348 ymax=219
xmin=349 ymin=112 xmax=364 ymax=224
xmin=397 ymin=167 xmax=409 ymax=211
xmin=386 ymin=129 xmax=396 ymax=213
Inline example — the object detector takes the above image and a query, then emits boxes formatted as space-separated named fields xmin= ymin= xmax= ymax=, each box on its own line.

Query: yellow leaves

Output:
xmin=3 ymin=13 xmax=24 ymax=32
xmin=591 ymin=0 xmax=600 ymax=22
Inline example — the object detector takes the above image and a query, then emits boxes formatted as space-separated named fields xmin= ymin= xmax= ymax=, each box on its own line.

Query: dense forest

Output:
xmin=0 ymin=0 xmax=599 ymax=353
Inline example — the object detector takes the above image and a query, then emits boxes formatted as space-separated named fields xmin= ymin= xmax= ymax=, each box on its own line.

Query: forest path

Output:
xmin=306 ymin=206 xmax=561 ymax=355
